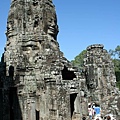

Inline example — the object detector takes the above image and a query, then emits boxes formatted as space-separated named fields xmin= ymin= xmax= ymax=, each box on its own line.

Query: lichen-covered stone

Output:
xmin=0 ymin=0 xmax=119 ymax=120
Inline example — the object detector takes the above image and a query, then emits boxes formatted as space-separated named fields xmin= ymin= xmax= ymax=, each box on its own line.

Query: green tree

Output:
xmin=109 ymin=45 xmax=120 ymax=59
xmin=115 ymin=45 xmax=120 ymax=58
xmin=109 ymin=45 xmax=120 ymax=90
xmin=71 ymin=50 xmax=87 ymax=71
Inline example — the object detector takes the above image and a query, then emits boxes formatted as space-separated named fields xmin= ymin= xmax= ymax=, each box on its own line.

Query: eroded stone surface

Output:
xmin=0 ymin=0 xmax=120 ymax=120
xmin=0 ymin=0 xmax=84 ymax=120
xmin=84 ymin=44 xmax=120 ymax=118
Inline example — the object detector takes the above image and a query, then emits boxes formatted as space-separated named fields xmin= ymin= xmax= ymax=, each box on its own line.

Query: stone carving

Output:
xmin=7 ymin=20 xmax=14 ymax=37
xmin=0 ymin=0 xmax=120 ymax=120
xmin=0 ymin=0 xmax=84 ymax=120
xmin=84 ymin=44 xmax=120 ymax=118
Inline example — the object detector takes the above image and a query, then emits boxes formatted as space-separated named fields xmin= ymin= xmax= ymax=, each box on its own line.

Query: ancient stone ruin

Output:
xmin=0 ymin=0 xmax=120 ymax=120
xmin=84 ymin=44 xmax=120 ymax=119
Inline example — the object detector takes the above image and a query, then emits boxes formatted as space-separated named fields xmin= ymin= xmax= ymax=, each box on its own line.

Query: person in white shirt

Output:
xmin=88 ymin=105 xmax=93 ymax=120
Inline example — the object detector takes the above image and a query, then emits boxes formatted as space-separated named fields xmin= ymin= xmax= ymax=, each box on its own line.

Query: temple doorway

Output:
xmin=70 ymin=93 xmax=77 ymax=118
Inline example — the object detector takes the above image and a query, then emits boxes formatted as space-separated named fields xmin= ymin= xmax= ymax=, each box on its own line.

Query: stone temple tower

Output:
xmin=0 ymin=0 xmax=85 ymax=120
xmin=84 ymin=44 xmax=120 ymax=118
xmin=0 ymin=0 xmax=120 ymax=120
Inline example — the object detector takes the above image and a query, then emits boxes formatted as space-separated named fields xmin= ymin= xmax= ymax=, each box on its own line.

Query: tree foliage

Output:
xmin=109 ymin=45 xmax=120 ymax=59
xmin=109 ymin=45 xmax=120 ymax=89
xmin=71 ymin=50 xmax=87 ymax=70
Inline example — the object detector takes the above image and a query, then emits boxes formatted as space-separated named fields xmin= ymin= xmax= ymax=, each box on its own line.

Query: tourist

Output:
xmin=93 ymin=103 xmax=103 ymax=120
xmin=94 ymin=104 xmax=101 ymax=117
xmin=88 ymin=104 xmax=93 ymax=120
xmin=92 ymin=107 xmax=95 ymax=119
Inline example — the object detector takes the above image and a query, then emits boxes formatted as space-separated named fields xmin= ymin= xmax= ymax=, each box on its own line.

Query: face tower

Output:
xmin=1 ymin=0 xmax=84 ymax=120
xmin=5 ymin=0 xmax=59 ymax=76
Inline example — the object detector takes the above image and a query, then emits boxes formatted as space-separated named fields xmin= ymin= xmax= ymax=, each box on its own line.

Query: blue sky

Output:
xmin=0 ymin=0 xmax=120 ymax=61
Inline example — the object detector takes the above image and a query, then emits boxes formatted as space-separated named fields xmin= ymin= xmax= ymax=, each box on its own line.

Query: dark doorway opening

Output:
xmin=70 ymin=93 xmax=77 ymax=118
xmin=9 ymin=65 xmax=14 ymax=77
xmin=9 ymin=87 xmax=17 ymax=120
xmin=62 ymin=66 xmax=76 ymax=80
xmin=9 ymin=87 xmax=22 ymax=120
xmin=0 ymin=89 xmax=3 ymax=120
xmin=36 ymin=110 xmax=39 ymax=120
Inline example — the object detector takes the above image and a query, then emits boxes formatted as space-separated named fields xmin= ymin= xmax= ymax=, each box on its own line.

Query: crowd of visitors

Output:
xmin=87 ymin=103 xmax=116 ymax=120
xmin=88 ymin=103 xmax=101 ymax=120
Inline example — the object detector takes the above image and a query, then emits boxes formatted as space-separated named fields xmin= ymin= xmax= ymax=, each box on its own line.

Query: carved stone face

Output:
xmin=47 ymin=17 xmax=55 ymax=33
xmin=7 ymin=20 xmax=14 ymax=37
xmin=47 ymin=14 xmax=58 ymax=40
